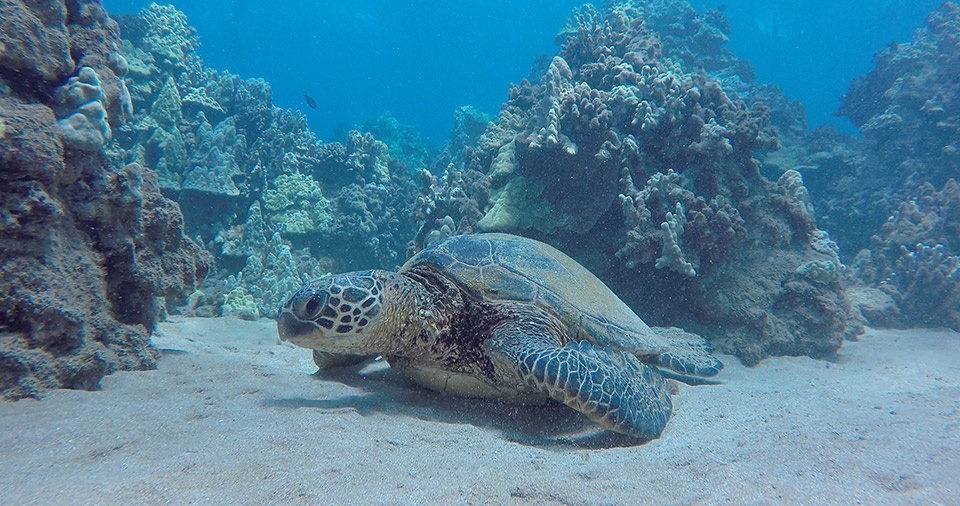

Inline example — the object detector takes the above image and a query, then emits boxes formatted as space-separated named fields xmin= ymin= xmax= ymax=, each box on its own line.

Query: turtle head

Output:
xmin=278 ymin=270 xmax=404 ymax=354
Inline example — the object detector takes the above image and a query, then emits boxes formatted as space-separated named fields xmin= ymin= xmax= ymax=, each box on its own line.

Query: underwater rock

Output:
xmin=0 ymin=0 xmax=73 ymax=85
xmin=323 ymin=176 xmax=418 ymax=271
xmin=0 ymin=1 xmax=209 ymax=400
xmin=617 ymin=169 xmax=745 ymax=276
xmin=84 ymin=163 xmax=211 ymax=331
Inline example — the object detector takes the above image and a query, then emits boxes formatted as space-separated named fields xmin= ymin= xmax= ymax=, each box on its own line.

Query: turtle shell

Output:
xmin=401 ymin=233 xmax=669 ymax=359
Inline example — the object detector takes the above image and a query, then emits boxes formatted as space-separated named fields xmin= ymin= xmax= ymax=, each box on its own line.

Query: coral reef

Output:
xmin=772 ymin=2 xmax=960 ymax=331
xmin=222 ymin=286 xmax=260 ymax=321
xmin=227 ymin=232 xmax=329 ymax=319
xmin=440 ymin=1 xmax=858 ymax=363
xmin=52 ymin=66 xmax=113 ymax=150
xmin=409 ymin=168 xmax=488 ymax=254
xmin=831 ymin=2 xmax=960 ymax=237
xmin=837 ymin=3 xmax=960 ymax=190
xmin=1 ymin=1 xmax=208 ymax=399
xmin=0 ymin=0 xmax=73 ymax=83
xmin=110 ymin=4 xmax=419 ymax=316
xmin=850 ymin=180 xmax=960 ymax=329
xmin=262 ymin=172 xmax=332 ymax=236
xmin=362 ymin=112 xmax=435 ymax=172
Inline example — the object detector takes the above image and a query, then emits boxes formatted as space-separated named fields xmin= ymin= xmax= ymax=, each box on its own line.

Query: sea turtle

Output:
xmin=278 ymin=233 xmax=722 ymax=439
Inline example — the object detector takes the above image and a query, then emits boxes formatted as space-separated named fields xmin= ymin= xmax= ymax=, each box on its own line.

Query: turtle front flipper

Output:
xmin=651 ymin=327 xmax=724 ymax=379
xmin=312 ymin=350 xmax=377 ymax=370
xmin=488 ymin=324 xmax=672 ymax=440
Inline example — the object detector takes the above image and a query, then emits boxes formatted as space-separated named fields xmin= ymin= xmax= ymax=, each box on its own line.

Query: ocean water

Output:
xmin=2 ymin=0 xmax=959 ymax=502
xmin=103 ymin=0 xmax=943 ymax=143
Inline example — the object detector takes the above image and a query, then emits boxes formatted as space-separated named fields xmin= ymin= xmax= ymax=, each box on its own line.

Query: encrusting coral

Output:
xmin=52 ymin=66 xmax=112 ymax=151
xmin=262 ymin=172 xmax=333 ymax=235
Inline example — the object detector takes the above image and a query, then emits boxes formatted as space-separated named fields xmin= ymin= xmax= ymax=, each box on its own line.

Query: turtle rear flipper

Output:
xmin=489 ymin=326 xmax=672 ymax=440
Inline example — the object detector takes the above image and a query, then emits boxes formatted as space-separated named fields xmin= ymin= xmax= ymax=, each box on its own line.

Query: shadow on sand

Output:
xmin=263 ymin=360 xmax=648 ymax=449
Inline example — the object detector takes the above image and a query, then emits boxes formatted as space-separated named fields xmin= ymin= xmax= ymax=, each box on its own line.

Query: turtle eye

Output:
xmin=302 ymin=291 xmax=328 ymax=319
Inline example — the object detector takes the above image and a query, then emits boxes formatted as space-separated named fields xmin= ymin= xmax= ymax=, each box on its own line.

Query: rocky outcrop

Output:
xmin=0 ymin=0 xmax=208 ymax=399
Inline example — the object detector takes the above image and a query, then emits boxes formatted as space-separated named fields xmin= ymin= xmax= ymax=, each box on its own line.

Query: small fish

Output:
xmin=303 ymin=93 xmax=317 ymax=109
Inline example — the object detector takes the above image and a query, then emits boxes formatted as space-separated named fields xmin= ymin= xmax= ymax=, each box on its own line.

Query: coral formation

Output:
xmin=8 ymin=0 xmax=949 ymax=401
xmin=227 ymin=233 xmax=329 ymax=319
xmin=262 ymin=172 xmax=332 ymax=235
xmin=409 ymin=167 xmax=488 ymax=254
xmin=837 ymin=3 xmax=960 ymax=191
xmin=774 ymin=2 xmax=960 ymax=331
xmin=0 ymin=0 xmax=73 ymax=83
xmin=850 ymin=180 xmax=960 ymax=329
xmin=362 ymin=112 xmax=435 ymax=172
xmin=438 ymin=1 xmax=858 ymax=363
xmin=52 ymin=66 xmax=112 ymax=150
xmin=109 ymin=4 xmax=419 ymax=316
xmin=222 ymin=286 xmax=260 ymax=321
xmin=1 ymin=0 xmax=208 ymax=399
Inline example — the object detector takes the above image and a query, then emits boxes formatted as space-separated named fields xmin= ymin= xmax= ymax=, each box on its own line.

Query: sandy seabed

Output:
xmin=1 ymin=316 xmax=958 ymax=505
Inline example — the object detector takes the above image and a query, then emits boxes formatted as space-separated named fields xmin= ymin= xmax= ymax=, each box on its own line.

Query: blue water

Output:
xmin=105 ymin=0 xmax=943 ymax=143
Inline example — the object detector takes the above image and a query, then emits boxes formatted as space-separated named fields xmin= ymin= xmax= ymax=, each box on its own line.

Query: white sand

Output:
xmin=1 ymin=316 xmax=958 ymax=505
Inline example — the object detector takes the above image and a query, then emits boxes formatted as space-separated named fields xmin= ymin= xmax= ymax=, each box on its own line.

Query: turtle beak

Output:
xmin=277 ymin=310 xmax=321 ymax=346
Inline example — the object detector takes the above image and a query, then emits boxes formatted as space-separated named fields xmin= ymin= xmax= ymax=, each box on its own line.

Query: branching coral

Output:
xmin=887 ymin=243 xmax=960 ymax=329
xmin=656 ymin=202 xmax=696 ymax=276
xmin=470 ymin=4 xmax=775 ymax=240
xmin=345 ymin=131 xmax=391 ymax=184
xmin=617 ymin=169 xmax=745 ymax=275
xmin=851 ymin=179 xmax=960 ymax=329
xmin=409 ymin=168 xmax=487 ymax=254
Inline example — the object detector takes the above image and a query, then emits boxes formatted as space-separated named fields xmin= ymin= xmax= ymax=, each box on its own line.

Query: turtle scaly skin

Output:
xmin=278 ymin=233 xmax=721 ymax=440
